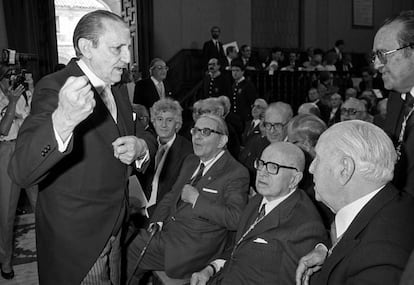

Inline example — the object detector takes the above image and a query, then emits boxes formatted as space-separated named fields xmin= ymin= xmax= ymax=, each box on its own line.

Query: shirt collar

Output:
xmin=334 ymin=185 xmax=385 ymax=239
xmin=157 ymin=133 xmax=176 ymax=149
xmin=236 ymin=76 xmax=245 ymax=85
xmin=260 ymin=189 xmax=296 ymax=217
xmin=401 ymin=86 xmax=414 ymax=101
xmin=151 ymin=76 xmax=162 ymax=86
xmin=77 ymin=59 xmax=107 ymax=93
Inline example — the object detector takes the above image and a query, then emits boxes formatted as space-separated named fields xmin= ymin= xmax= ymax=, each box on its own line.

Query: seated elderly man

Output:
xmin=241 ymin=98 xmax=268 ymax=146
xmin=239 ymin=102 xmax=293 ymax=187
xmin=143 ymin=98 xmax=193 ymax=216
xmin=191 ymin=142 xmax=327 ymax=285
xmin=126 ymin=114 xmax=249 ymax=281
xmin=296 ymin=120 xmax=414 ymax=285
xmin=340 ymin=97 xmax=373 ymax=123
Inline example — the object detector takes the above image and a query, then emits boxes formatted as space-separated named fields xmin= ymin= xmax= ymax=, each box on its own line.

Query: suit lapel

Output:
xmin=194 ymin=151 xmax=229 ymax=190
xmin=243 ymin=190 xmax=300 ymax=242
xmin=385 ymin=92 xmax=404 ymax=137
xmin=317 ymin=184 xmax=398 ymax=282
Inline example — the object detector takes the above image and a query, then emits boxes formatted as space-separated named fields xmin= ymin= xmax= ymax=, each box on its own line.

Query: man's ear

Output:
xmin=338 ymin=155 xmax=355 ymax=185
xmin=218 ymin=135 xmax=228 ymax=148
xmin=78 ymin=38 xmax=93 ymax=59
xmin=289 ymin=171 xmax=303 ymax=190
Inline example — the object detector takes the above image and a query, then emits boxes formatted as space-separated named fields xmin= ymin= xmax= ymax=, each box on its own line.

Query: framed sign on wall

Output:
xmin=352 ymin=0 xmax=373 ymax=28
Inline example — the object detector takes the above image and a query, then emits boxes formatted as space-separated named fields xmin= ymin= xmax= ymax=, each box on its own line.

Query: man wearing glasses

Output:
xmin=133 ymin=58 xmax=172 ymax=109
xmin=372 ymin=10 xmax=414 ymax=196
xmin=191 ymin=142 xmax=327 ymax=285
xmin=126 ymin=114 xmax=249 ymax=282
xmin=340 ymin=97 xmax=373 ymax=123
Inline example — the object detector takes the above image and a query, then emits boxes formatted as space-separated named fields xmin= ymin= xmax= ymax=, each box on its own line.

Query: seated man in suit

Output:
xmin=191 ymin=142 xmax=327 ymax=285
xmin=126 ymin=114 xmax=250 ymax=281
xmin=296 ymin=120 xmax=414 ymax=285
xmin=239 ymin=101 xmax=293 ymax=187
xmin=133 ymin=58 xmax=172 ymax=109
xmin=241 ymin=98 xmax=268 ymax=146
xmin=144 ymin=98 xmax=193 ymax=216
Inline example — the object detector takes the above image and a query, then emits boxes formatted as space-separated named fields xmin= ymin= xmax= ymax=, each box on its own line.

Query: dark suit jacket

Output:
xmin=8 ymin=59 xmax=136 ymax=284
xmin=202 ymin=40 xmax=227 ymax=69
xmin=400 ymin=249 xmax=414 ymax=285
xmin=310 ymin=183 xmax=414 ymax=285
xmin=327 ymin=106 xmax=341 ymax=126
xmin=144 ymin=135 xmax=193 ymax=213
xmin=239 ymin=135 xmax=270 ymax=187
xmin=384 ymin=93 xmax=414 ymax=196
xmin=241 ymin=120 xmax=261 ymax=146
xmin=228 ymin=79 xmax=258 ymax=125
xmin=211 ymin=190 xmax=327 ymax=285
xmin=151 ymin=151 xmax=249 ymax=278
xmin=133 ymin=78 xmax=172 ymax=109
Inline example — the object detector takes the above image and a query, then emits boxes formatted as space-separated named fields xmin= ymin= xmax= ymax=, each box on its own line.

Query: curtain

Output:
xmin=3 ymin=0 xmax=58 ymax=82
xmin=136 ymin=0 xmax=153 ymax=78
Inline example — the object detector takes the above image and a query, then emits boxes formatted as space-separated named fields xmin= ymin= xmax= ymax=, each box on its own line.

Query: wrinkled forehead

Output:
xmin=195 ymin=117 xmax=218 ymax=129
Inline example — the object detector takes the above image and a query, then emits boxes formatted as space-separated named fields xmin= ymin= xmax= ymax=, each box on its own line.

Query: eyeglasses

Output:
xmin=254 ymin=159 xmax=298 ymax=175
xmin=340 ymin=108 xmax=364 ymax=115
xmin=263 ymin=121 xmax=286 ymax=131
xmin=152 ymin=65 xmax=169 ymax=71
xmin=190 ymin=127 xmax=223 ymax=137
xmin=371 ymin=44 xmax=414 ymax=64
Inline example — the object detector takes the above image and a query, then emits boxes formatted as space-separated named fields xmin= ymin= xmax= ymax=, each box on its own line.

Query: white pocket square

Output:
xmin=253 ymin=238 xmax=268 ymax=244
xmin=202 ymin=188 xmax=218 ymax=194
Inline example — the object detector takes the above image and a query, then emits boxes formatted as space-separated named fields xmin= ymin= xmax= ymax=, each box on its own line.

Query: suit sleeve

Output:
xmin=192 ymin=164 xmax=249 ymax=230
xmin=8 ymin=76 xmax=74 ymax=188
xmin=343 ymin=242 xmax=409 ymax=285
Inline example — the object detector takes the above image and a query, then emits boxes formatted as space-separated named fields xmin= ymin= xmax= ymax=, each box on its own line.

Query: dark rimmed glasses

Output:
xmin=371 ymin=44 xmax=414 ymax=65
xmin=263 ymin=121 xmax=287 ymax=131
xmin=254 ymin=158 xmax=298 ymax=175
xmin=190 ymin=127 xmax=223 ymax=137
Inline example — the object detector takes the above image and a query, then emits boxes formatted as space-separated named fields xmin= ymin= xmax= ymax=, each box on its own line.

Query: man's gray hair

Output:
xmin=150 ymin=98 xmax=183 ymax=129
xmin=324 ymin=120 xmax=397 ymax=183
xmin=265 ymin=101 xmax=293 ymax=122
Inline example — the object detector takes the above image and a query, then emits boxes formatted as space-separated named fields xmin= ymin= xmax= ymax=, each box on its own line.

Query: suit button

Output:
xmin=46 ymin=145 xmax=51 ymax=150
xmin=41 ymin=152 xmax=45 ymax=157
xmin=171 ymin=216 xmax=175 ymax=221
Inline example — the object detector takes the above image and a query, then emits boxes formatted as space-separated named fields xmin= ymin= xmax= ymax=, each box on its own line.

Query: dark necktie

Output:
xmin=216 ymin=41 xmax=220 ymax=52
xmin=190 ymin=163 xmax=205 ymax=186
xmin=404 ymin=93 xmax=414 ymax=117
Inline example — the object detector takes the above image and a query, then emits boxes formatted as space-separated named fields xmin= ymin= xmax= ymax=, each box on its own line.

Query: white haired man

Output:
xmin=296 ymin=120 xmax=414 ymax=285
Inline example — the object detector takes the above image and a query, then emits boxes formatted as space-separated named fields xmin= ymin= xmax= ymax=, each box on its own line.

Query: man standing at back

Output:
xmin=202 ymin=26 xmax=227 ymax=70
xmin=9 ymin=10 xmax=148 ymax=285
xmin=372 ymin=10 xmax=414 ymax=196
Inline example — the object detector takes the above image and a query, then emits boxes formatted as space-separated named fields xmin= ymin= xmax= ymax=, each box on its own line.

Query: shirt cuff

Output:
xmin=53 ymin=125 xmax=72 ymax=152
xmin=135 ymin=149 xmax=149 ymax=168
xmin=211 ymin=259 xmax=226 ymax=273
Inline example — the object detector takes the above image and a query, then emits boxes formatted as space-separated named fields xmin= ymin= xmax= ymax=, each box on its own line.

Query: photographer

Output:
xmin=0 ymin=64 xmax=35 ymax=280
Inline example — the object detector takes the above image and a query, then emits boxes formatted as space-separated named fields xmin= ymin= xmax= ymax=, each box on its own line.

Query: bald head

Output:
xmin=264 ymin=142 xmax=305 ymax=172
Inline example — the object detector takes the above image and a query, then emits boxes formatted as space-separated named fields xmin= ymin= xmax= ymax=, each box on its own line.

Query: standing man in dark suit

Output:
xmin=126 ymin=114 xmax=249 ymax=281
xmin=372 ymin=10 xmax=414 ymax=196
xmin=8 ymin=10 xmax=149 ymax=285
xmin=133 ymin=58 xmax=172 ymax=109
xmin=191 ymin=142 xmax=327 ymax=285
xmin=144 ymin=98 xmax=193 ymax=216
xmin=296 ymin=120 xmax=414 ymax=285
xmin=202 ymin=26 xmax=227 ymax=70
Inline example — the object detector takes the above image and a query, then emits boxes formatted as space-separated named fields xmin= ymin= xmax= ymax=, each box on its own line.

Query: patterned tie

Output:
xmin=101 ymin=85 xmax=117 ymax=122
xmin=404 ymin=93 xmax=414 ymax=117
xmin=232 ymin=203 xmax=266 ymax=254
xmin=190 ymin=163 xmax=205 ymax=186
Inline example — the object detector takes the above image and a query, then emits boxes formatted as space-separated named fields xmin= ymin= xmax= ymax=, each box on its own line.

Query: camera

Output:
xmin=2 ymin=49 xmax=37 ymax=65
xmin=10 ymin=70 xmax=28 ymax=90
